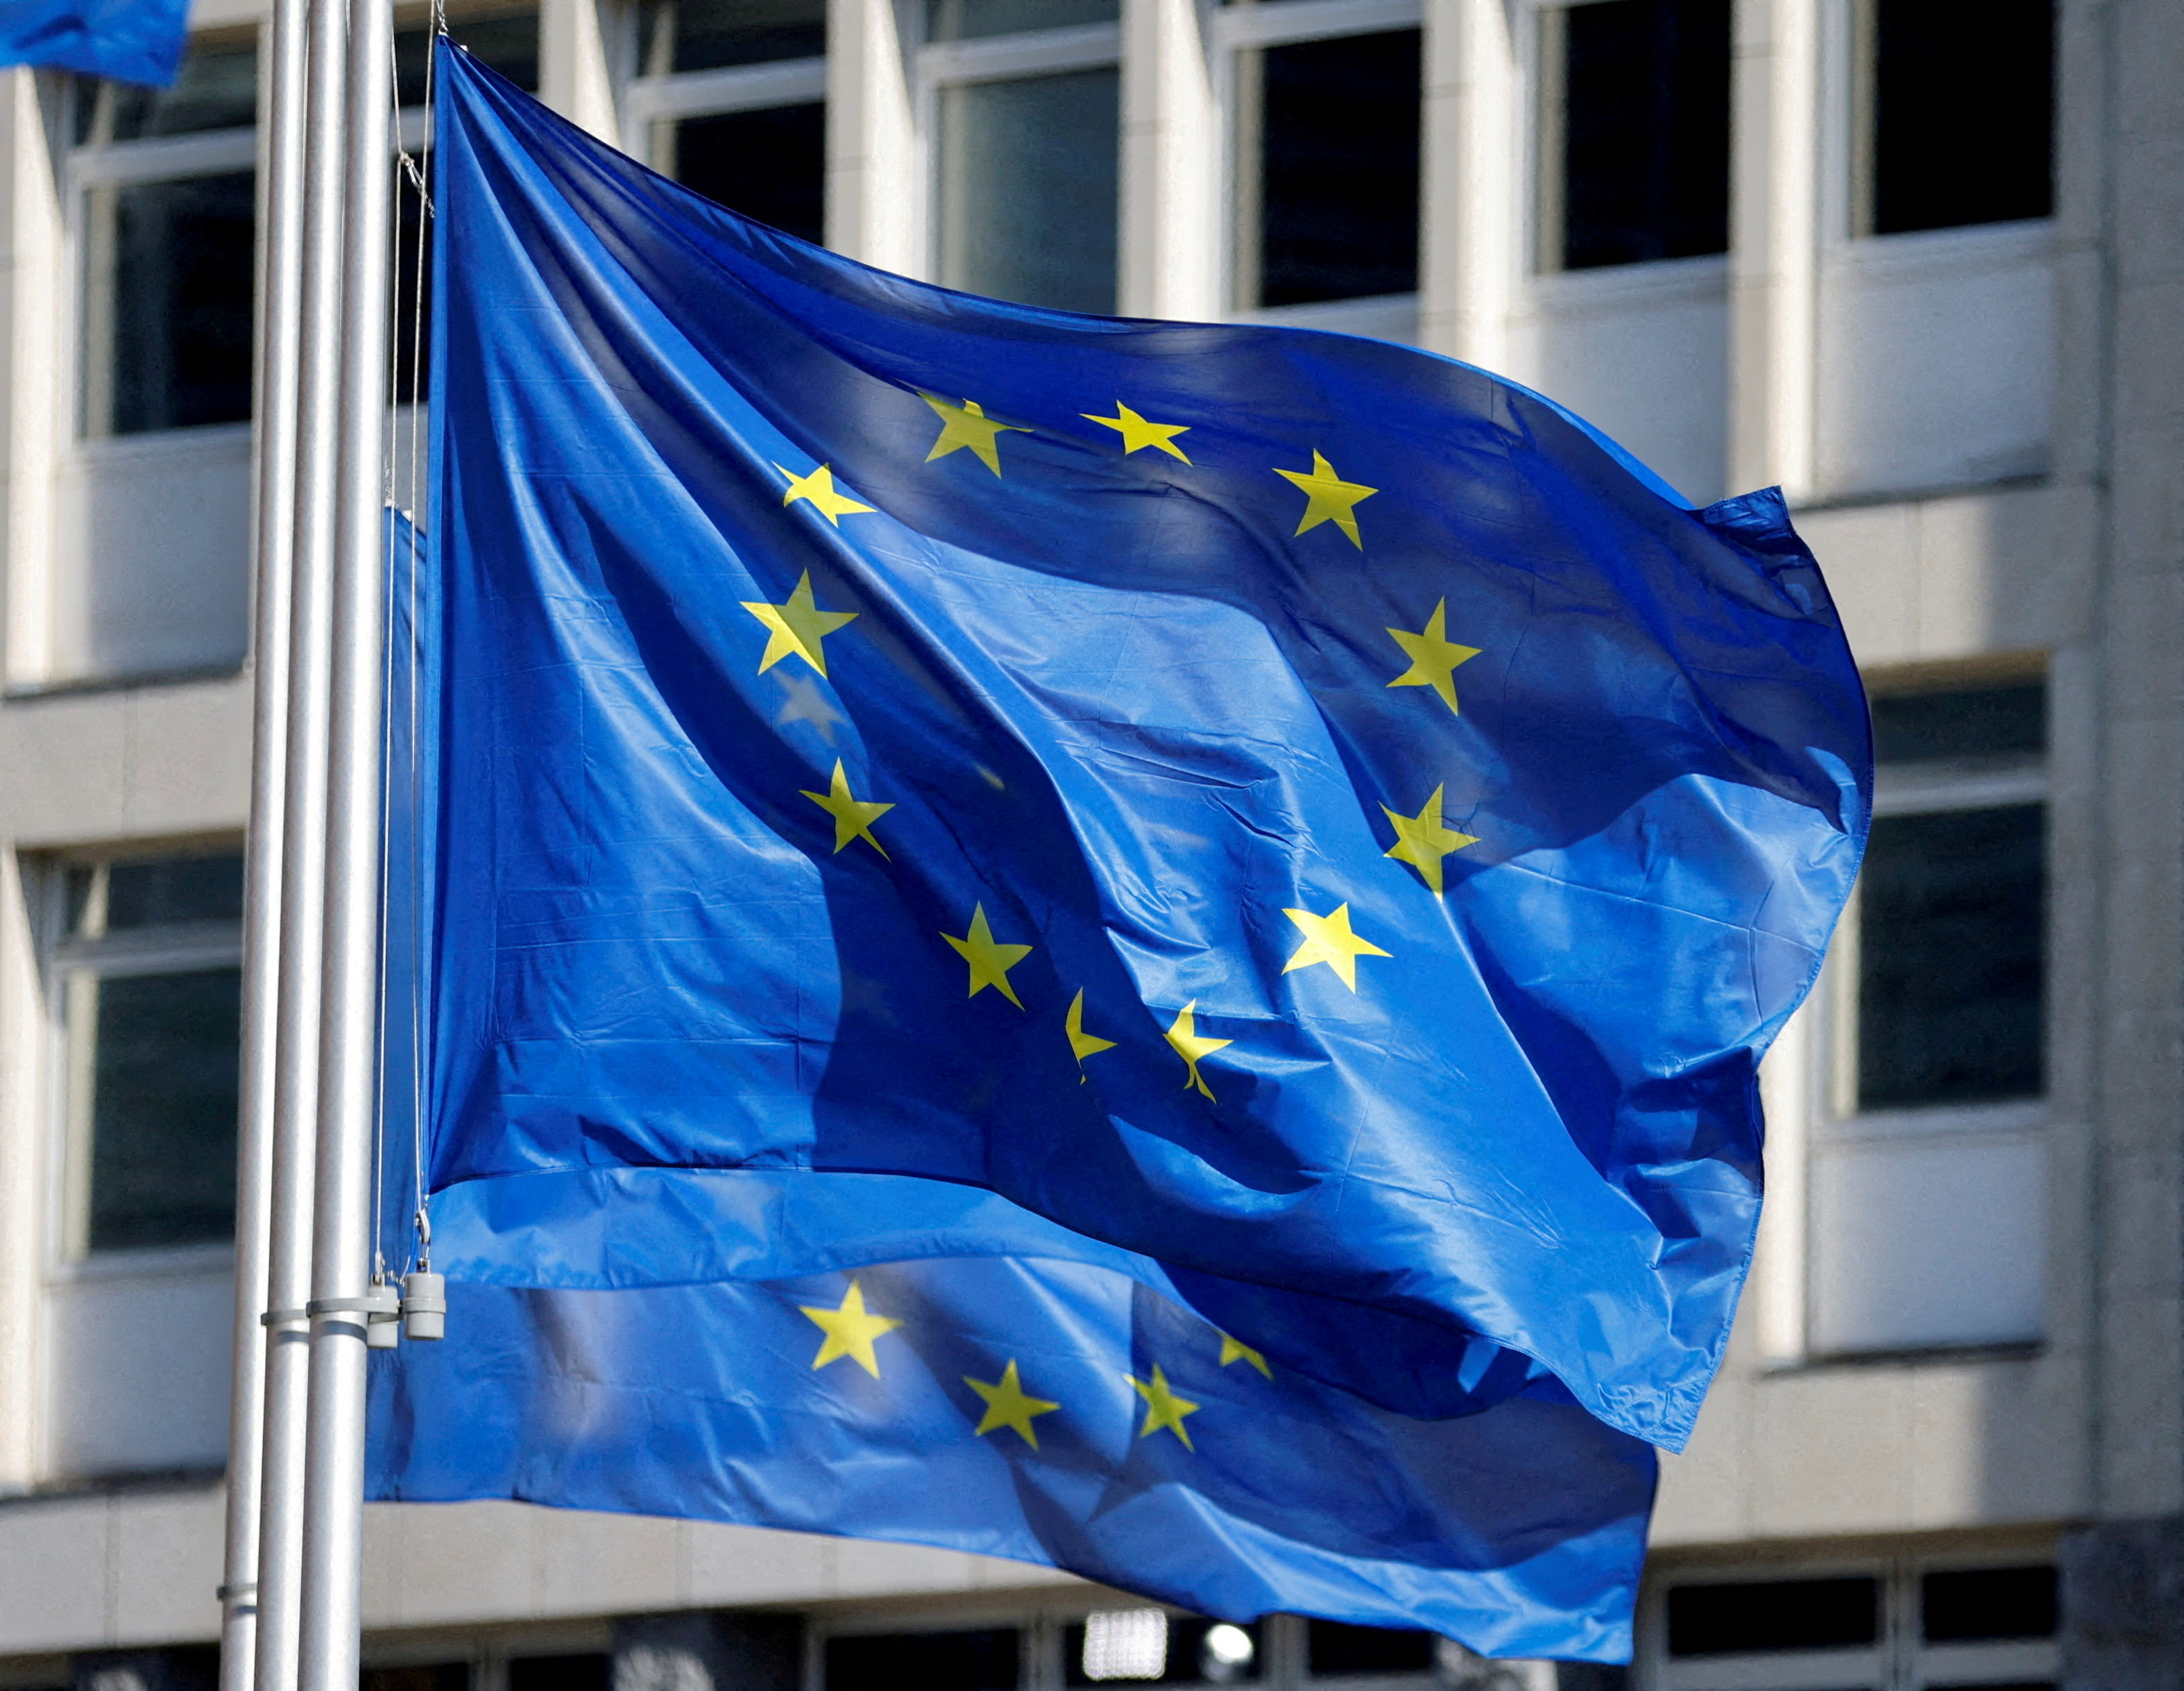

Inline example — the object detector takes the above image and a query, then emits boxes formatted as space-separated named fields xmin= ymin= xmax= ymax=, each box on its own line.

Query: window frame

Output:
xmin=37 ymin=844 xmax=246 ymax=1277
xmin=1211 ymin=0 xmax=1422 ymax=334
xmin=1640 ymin=1552 xmax=2059 ymax=1691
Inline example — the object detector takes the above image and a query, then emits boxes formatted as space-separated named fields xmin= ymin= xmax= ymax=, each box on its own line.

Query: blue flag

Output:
xmin=391 ymin=36 xmax=1868 ymax=1611
xmin=0 ymin=0 xmax=188 ymax=84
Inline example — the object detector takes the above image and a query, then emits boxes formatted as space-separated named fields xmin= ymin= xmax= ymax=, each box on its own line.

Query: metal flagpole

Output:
xmin=253 ymin=0 xmax=350 ymax=1671
xmin=218 ymin=0 xmax=312 ymax=1676
xmin=294 ymin=0 xmax=394 ymax=1669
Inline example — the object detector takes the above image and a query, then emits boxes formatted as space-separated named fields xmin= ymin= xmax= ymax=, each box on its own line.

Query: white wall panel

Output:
xmin=44 ymin=1261 xmax=232 ymax=1476
xmin=1816 ymin=223 xmax=2055 ymax=499
xmin=51 ymin=427 xmax=250 ymax=683
xmin=1505 ymin=257 xmax=1730 ymax=507
xmin=1811 ymin=1133 xmax=2047 ymax=1354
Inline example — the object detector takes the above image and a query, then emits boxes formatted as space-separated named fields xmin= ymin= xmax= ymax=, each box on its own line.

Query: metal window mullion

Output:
xmin=67 ymin=128 xmax=261 ymax=190
xmin=624 ymin=56 xmax=827 ymax=125
xmin=918 ymin=23 xmax=1123 ymax=85
xmin=1210 ymin=0 xmax=1419 ymax=54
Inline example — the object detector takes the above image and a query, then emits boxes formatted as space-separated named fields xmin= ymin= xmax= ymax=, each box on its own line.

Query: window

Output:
xmin=827 ymin=1630 xmax=1021 ymax=1691
xmin=1233 ymin=26 xmax=1420 ymax=309
xmin=74 ymin=28 xmax=258 ymax=439
xmin=361 ymin=1668 xmax=472 ymax=1691
xmin=1806 ymin=675 xmax=2049 ymax=1356
xmin=628 ymin=0 xmax=826 ymax=246
xmin=1862 ymin=0 xmax=2053 ymax=237
xmin=53 ymin=850 xmax=245 ymax=1256
xmin=928 ymin=8 xmax=1120 ymax=314
xmin=1651 ymin=1562 xmax=2056 ymax=1691
xmin=506 ymin=1659 xmax=609 ymax=1691
xmin=1536 ymin=0 xmax=1730 ymax=273
xmin=1304 ymin=1625 xmax=1434 ymax=1679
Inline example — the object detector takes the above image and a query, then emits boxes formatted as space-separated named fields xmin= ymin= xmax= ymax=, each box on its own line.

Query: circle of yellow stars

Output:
xmin=798 ymin=1277 xmax=1273 ymax=1459
xmin=734 ymin=392 xmax=1490 ymax=1110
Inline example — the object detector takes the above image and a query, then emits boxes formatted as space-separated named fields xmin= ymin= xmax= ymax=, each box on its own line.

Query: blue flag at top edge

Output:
xmin=391 ymin=32 xmax=1868 ymax=1567
xmin=0 ymin=0 xmax=188 ymax=84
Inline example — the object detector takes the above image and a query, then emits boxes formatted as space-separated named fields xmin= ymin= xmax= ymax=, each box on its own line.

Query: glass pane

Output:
xmin=826 ymin=1632 xmax=1020 ymax=1691
xmin=1858 ymin=805 xmax=2045 ymax=1110
xmin=395 ymin=6 xmax=540 ymax=106
xmin=926 ymin=0 xmax=1117 ymax=41
xmin=1236 ymin=29 xmax=1419 ymax=309
xmin=1304 ymin=1623 xmax=1434 ymax=1677
xmin=638 ymin=0 xmax=824 ymax=72
xmin=1666 ymin=1577 xmax=1881 ymax=1656
xmin=395 ymin=147 xmax=435 ymax=402
xmin=104 ymin=853 xmax=246 ymax=931
xmin=1547 ymin=0 xmax=1730 ymax=271
xmin=75 ymin=29 xmax=259 ymax=143
xmin=1064 ymin=1617 xmax=1261 ymax=1685
xmin=86 ymin=967 xmax=242 ymax=1252
xmin=1871 ymin=682 xmax=2046 ymax=764
xmin=1920 ymin=1565 xmax=2058 ymax=1641
xmin=1872 ymin=0 xmax=2052 ymax=235
xmin=938 ymin=67 xmax=1118 ymax=314
xmin=663 ymin=102 xmax=826 ymax=244
xmin=362 ymin=1670 xmax=471 ymax=1691
xmin=83 ymin=171 xmax=256 ymax=437
xmin=507 ymin=1660 xmax=608 ymax=1691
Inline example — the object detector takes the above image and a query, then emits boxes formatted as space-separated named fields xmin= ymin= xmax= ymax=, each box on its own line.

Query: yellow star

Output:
xmin=964 ymin=1359 xmax=1061 ymax=1449
xmin=1218 ymin=1334 xmax=1271 ymax=1377
xmin=1282 ymin=903 xmax=1391 ymax=992
xmin=1127 ymin=1363 xmax=1200 ymax=1450
xmin=942 ymin=903 xmax=1034 ymax=1008
xmin=1163 ymin=1000 xmax=1232 ymax=1101
xmin=1381 ymin=784 xmax=1481 ymax=894
xmin=1273 ymin=450 xmax=1377 ymax=548
xmin=740 ymin=570 xmax=858 ymax=677
xmin=775 ymin=461 xmax=876 ymax=525
xmin=799 ymin=1280 xmax=903 ymax=1377
xmin=1385 ymin=599 xmax=1481 ymax=714
xmin=1065 ymin=988 xmax=1116 ymax=1072
xmin=1082 ymin=402 xmax=1192 ymax=463
xmin=921 ymin=393 xmax=1031 ymax=476
xmin=799 ymin=760 xmax=894 ymax=858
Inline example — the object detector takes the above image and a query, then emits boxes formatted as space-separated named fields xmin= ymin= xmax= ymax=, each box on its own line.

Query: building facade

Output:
xmin=0 ymin=0 xmax=2178 ymax=1687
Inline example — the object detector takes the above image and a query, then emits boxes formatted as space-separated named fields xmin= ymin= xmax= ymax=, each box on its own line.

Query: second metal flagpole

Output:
xmin=293 ymin=0 xmax=394 ymax=1672
xmin=216 ymin=0 xmax=312 ymax=1676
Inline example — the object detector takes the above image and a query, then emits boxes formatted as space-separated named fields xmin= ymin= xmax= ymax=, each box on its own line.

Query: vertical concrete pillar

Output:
xmin=1118 ymin=0 xmax=1221 ymax=321
xmin=1725 ymin=0 xmax=1820 ymax=500
xmin=1417 ymin=0 xmax=1519 ymax=370
xmin=2061 ymin=1520 xmax=2184 ymax=1691
xmin=540 ymin=0 xmax=622 ymax=143
xmin=826 ymin=0 xmax=920 ymax=273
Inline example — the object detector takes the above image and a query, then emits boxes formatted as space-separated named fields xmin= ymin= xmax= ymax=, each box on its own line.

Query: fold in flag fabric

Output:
xmin=378 ymin=41 xmax=1869 ymax=1646
xmin=0 ymin=0 xmax=189 ymax=84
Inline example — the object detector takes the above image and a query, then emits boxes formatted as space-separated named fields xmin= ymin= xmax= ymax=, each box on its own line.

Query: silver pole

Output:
xmin=253 ymin=0 xmax=348 ymax=1674
xmin=219 ymin=0 xmax=311 ymax=1679
xmin=295 ymin=0 xmax=393 ymax=1672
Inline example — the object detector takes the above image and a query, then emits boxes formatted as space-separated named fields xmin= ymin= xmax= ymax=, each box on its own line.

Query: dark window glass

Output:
xmin=99 ymin=853 xmax=246 ymax=932
xmin=1304 ymin=1623 xmax=1435 ymax=1678
xmin=508 ymin=1657 xmax=611 ymax=1691
xmin=938 ymin=67 xmax=1118 ymax=314
xmin=1859 ymin=804 xmax=2045 ymax=1109
xmin=1550 ymin=0 xmax=1730 ymax=271
xmin=1666 ymin=1577 xmax=1881 ymax=1656
xmin=89 ymin=171 xmax=256 ymax=436
xmin=395 ymin=147 xmax=434 ymax=402
xmin=1064 ymin=1617 xmax=1261 ymax=1685
xmin=86 ymin=966 xmax=242 ymax=1250
xmin=1871 ymin=683 xmax=2046 ymax=764
xmin=1921 ymin=1565 xmax=2058 ymax=1642
xmin=395 ymin=8 xmax=540 ymax=106
xmin=362 ymin=1668 xmax=472 ymax=1691
xmin=76 ymin=31 xmax=259 ymax=142
xmin=640 ymin=0 xmax=825 ymax=71
xmin=828 ymin=1631 xmax=1020 ymax=1691
xmin=1871 ymin=0 xmax=2052 ymax=235
xmin=667 ymin=102 xmax=827 ymax=244
xmin=926 ymin=0 xmax=1118 ymax=40
xmin=1240 ymin=29 xmax=1420 ymax=308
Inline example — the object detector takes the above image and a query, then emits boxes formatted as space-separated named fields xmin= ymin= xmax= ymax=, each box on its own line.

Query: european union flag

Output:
xmin=375 ymin=42 xmax=1868 ymax=1649
xmin=0 ymin=0 xmax=188 ymax=84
